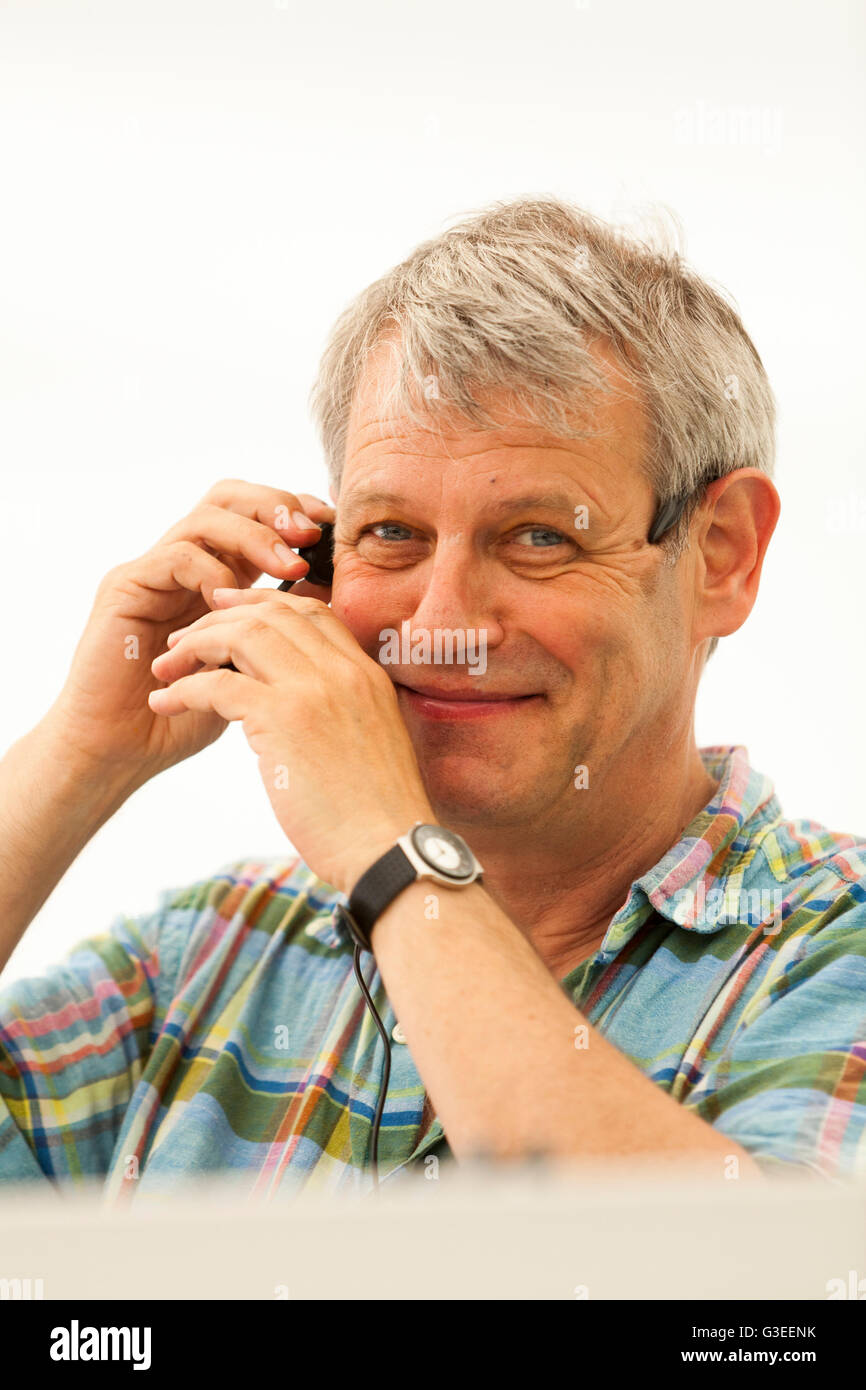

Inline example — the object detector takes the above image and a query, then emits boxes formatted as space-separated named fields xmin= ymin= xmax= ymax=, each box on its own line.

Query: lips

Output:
xmin=395 ymin=681 xmax=539 ymax=702
xmin=393 ymin=680 xmax=544 ymax=723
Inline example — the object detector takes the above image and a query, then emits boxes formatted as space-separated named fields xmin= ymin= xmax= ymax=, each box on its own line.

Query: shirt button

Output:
xmin=392 ymin=1022 xmax=407 ymax=1044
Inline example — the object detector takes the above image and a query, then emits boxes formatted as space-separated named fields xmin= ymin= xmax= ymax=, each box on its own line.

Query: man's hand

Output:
xmin=148 ymin=587 xmax=435 ymax=894
xmin=40 ymin=479 xmax=334 ymax=795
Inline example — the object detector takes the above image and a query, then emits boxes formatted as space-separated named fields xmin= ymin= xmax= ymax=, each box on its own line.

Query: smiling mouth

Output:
xmin=395 ymin=682 xmax=539 ymax=702
xmin=394 ymin=682 xmax=544 ymax=719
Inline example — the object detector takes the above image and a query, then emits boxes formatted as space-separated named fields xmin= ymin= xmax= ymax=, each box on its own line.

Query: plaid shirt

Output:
xmin=2 ymin=745 xmax=865 ymax=1200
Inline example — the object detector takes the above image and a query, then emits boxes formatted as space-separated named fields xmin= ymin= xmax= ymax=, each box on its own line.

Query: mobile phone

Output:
xmin=278 ymin=520 xmax=334 ymax=590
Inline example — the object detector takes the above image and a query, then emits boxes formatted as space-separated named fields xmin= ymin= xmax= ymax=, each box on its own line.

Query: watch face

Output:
xmin=411 ymin=824 xmax=477 ymax=880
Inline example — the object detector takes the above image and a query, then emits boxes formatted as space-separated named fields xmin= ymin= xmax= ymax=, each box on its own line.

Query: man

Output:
xmin=1 ymin=196 xmax=863 ymax=1200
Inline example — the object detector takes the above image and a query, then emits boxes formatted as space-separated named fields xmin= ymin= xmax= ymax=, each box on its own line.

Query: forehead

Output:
xmin=341 ymin=333 xmax=650 ymax=508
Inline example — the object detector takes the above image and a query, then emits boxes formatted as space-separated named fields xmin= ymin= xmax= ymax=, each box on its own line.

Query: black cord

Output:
xmin=351 ymin=943 xmax=392 ymax=1189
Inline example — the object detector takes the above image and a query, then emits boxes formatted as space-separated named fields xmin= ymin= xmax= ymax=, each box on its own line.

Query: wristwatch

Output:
xmin=337 ymin=822 xmax=484 ymax=952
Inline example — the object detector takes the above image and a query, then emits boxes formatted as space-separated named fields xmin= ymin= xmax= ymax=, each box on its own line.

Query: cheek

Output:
xmin=331 ymin=574 xmax=396 ymax=656
xmin=532 ymin=597 xmax=623 ymax=672
xmin=530 ymin=591 xmax=664 ymax=706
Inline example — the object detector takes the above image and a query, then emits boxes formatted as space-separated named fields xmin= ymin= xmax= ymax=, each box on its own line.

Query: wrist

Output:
xmin=339 ymin=818 xmax=484 ymax=952
xmin=27 ymin=713 xmax=140 ymax=813
xmin=337 ymin=809 xmax=434 ymax=898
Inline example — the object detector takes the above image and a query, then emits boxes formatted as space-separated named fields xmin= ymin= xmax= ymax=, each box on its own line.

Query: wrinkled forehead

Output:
xmin=340 ymin=332 xmax=652 ymax=521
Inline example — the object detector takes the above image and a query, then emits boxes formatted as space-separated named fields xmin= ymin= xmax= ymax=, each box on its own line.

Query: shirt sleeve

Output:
xmin=0 ymin=875 xmax=224 ymax=1186
xmin=685 ymin=908 xmax=866 ymax=1179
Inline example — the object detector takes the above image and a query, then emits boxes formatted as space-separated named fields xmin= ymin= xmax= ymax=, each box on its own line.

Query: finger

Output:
xmin=168 ymin=588 xmax=360 ymax=661
xmin=208 ymin=586 xmax=328 ymax=611
xmin=154 ymin=602 xmax=335 ymax=682
xmin=195 ymin=478 xmax=332 ymax=536
xmin=210 ymin=580 xmax=330 ymax=609
xmin=151 ymin=618 xmax=293 ymax=683
xmin=202 ymin=547 xmax=262 ymax=589
xmin=281 ymin=576 xmax=332 ymax=603
xmin=195 ymin=486 xmax=333 ymax=586
xmin=294 ymin=493 xmax=336 ymax=526
xmin=117 ymin=541 xmax=248 ymax=611
xmin=160 ymin=505 xmax=313 ymax=586
xmin=148 ymin=666 xmax=260 ymax=720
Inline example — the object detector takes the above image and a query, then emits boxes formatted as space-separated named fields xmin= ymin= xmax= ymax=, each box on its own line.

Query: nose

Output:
xmin=405 ymin=534 xmax=506 ymax=652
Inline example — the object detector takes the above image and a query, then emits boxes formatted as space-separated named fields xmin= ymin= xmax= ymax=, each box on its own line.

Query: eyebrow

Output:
xmin=338 ymin=489 xmax=584 ymax=524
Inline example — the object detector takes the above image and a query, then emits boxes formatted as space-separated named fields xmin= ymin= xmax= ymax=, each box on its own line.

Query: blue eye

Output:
xmin=369 ymin=523 xmax=413 ymax=541
xmin=512 ymin=526 xmax=569 ymax=548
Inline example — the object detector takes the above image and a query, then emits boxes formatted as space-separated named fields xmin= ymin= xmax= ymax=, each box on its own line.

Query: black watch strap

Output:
xmin=339 ymin=844 xmax=417 ymax=952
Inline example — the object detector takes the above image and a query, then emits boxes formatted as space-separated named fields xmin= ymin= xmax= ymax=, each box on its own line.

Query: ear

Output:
xmin=328 ymin=483 xmax=338 ymax=505
xmin=692 ymin=469 xmax=780 ymax=644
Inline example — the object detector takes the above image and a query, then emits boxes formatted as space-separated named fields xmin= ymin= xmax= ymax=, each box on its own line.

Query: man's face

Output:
xmin=330 ymin=340 xmax=700 ymax=830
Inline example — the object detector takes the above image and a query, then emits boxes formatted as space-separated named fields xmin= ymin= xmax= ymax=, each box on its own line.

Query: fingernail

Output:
xmin=292 ymin=511 xmax=320 ymax=531
xmin=274 ymin=542 xmax=305 ymax=567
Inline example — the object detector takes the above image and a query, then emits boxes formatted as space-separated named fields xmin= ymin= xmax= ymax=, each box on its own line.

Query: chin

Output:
xmin=421 ymin=762 xmax=529 ymax=826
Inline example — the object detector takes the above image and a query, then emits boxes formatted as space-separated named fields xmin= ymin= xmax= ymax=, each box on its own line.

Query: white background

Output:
xmin=1 ymin=0 xmax=864 ymax=983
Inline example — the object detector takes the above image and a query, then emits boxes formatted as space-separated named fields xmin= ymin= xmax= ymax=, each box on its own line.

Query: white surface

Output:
xmin=0 ymin=0 xmax=864 ymax=980
xmin=0 ymin=1164 xmax=864 ymax=1300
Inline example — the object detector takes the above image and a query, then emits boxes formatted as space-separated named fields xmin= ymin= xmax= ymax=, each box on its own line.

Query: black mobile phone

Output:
xmin=277 ymin=520 xmax=334 ymax=590
xmin=218 ymin=522 xmax=334 ymax=671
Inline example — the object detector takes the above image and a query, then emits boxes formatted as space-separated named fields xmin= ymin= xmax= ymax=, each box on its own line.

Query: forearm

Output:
xmin=0 ymin=719 xmax=135 ymax=973
xmin=370 ymin=880 xmax=762 ymax=1176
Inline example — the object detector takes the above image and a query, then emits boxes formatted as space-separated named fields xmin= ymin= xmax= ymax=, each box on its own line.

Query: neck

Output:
xmin=442 ymin=738 xmax=719 ymax=980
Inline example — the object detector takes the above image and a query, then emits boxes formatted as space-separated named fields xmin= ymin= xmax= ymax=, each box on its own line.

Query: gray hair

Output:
xmin=308 ymin=195 xmax=776 ymax=657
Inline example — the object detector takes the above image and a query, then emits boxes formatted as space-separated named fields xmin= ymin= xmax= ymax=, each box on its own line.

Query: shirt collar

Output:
xmin=600 ymin=744 xmax=781 ymax=957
